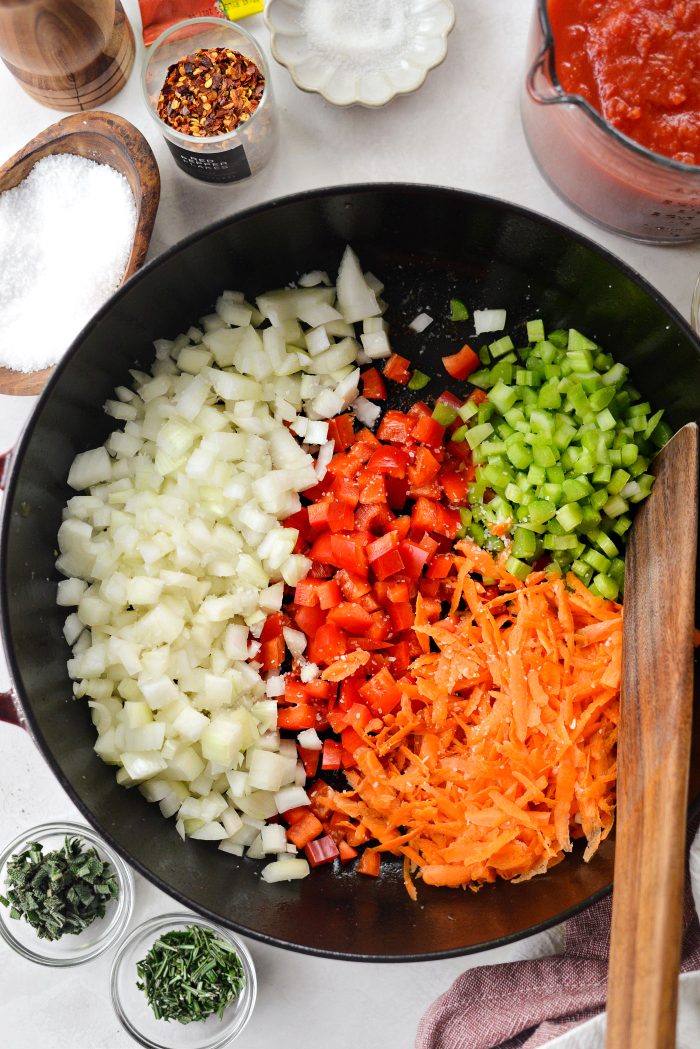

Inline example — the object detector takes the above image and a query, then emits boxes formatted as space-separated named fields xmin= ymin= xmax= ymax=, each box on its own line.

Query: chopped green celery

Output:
xmin=484 ymin=495 xmax=510 ymax=518
xmin=528 ymin=464 xmax=546 ymax=486
xmin=547 ymin=329 xmax=569 ymax=349
xmin=497 ymin=421 xmax=515 ymax=439
xmin=505 ymin=555 xmax=531 ymax=581
xmin=570 ymin=559 xmax=594 ymax=584
xmin=603 ymin=494 xmax=629 ymax=518
xmin=408 ymin=369 xmax=431 ymax=390
xmin=608 ymin=468 xmax=631 ymax=495
xmin=620 ymin=443 xmax=639 ymax=467
xmin=613 ymin=390 xmax=631 ymax=412
xmin=467 ymin=422 xmax=494 ymax=450
xmin=480 ymin=439 xmax=507 ymax=456
xmin=590 ymin=488 xmax=610 ymax=511
xmin=583 ymin=548 xmax=610 ymax=573
xmin=526 ymin=319 xmax=546 ymax=343
xmin=561 ymin=446 xmax=579 ymax=472
xmin=580 ymin=373 xmax=604 ymax=394
xmin=505 ymin=482 xmax=524 ymax=504
xmin=568 ymin=329 xmax=597 ymax=353
xmin=609 ymin=557 xmax=626 ymax=581
xmin=490 ymin=361 xmax=514 ymax=385
xmin=489 ymin=335 xmax=515 ymax=359
xmin=479 ymin=462 xmax=512 ymax=489
xmin=528 ymin=499 xmax=557 ymax=525
xmin=459 ymin=507 xmax=472 ymax=526
xmin=592 ymin=530 xmax=618 ymax=558
xmin=568 ymin=385 xmax=589 ymax=416
xmin=488 ymin=381 xmax=518 ymax=414
xmin=455 ymin=524 xmax=468 ymax=539
xmin=556 ymin=502 xmax=584 ymax=532
xmin=589 ymin=387 xmax=616 ymax=412
xmin=478 ymin=345 xmax=491 ymax=365
xmin=538 ymin=382 xmax=562 ymax=410
xmin=506 ymin=440 xmax=533 ymax=470
xmin=468 ymin=481 xmax=486 ymax=505
xmin=529 ymin=408 xmax=554 ymax=435
xmin=468 ymin=522 xmax=486 ymax=544
xmin=629 ymin=474 xmax=654 ymax=502
xmin=596 ymin=408 xmax=617 ymax=431
xmin=580 ymin=507 xmax=601 ymax=531
xmin=629 ymin=415 xmax=649 ymax=433
xmin=543 ymin=533 xmax=578 ymax=550
xmin=543 ymin=363 xmax=561 ymax=379
xmin=628 ymin=455 xmax=649 ymax=477
xmin=611 ymin=514 xmax=632 ymax=536
xmin=594 ymin=352 xmax=613 ymax=371
xmin=608 ymin=448 xmax=622 ymax=466
xmin=469 ymin=368 xmax=493 ymax=389
xmin=575 ymin=449 xmax=596 ymax=474
xmin=652 ymin=420 xmax=673 ymax=448
xmin=432 ymin=403 xmax=458 ymax=426
xmin=567 ymin=349 xmax=594 ymax=373
xmin=540 ymin=483 xmax=563 ymax=503
xmin=627 ymin=402 xmax=651 ymax=417
xmin=516 ymin=369 xmax=537 ymax=387
xmin=457 ymin=400 xmax=478 ymax=422
xmin=592 ymin=463 xmax=612 ymax=484
xmin=601 ymin=362 xmax=627 ymax=387
xmin=449 ymin=298 xmax=469 ymax=321
xmin=594 ymin=573 xmax=619 ymax=601
xmin=504 ymin=407 xmax=525 ymax=427
xmin=561 ymin=476 xmax=591 ymax=502
xmin=451 ymin=424 xmax=469 ymax=444
xmin=512 ymin=527 xmax=537 ymax=559
xmin=520 ymin=388 xmax=538 ymax=407
xmin=546 ymin=464 xmax=566 ymax=484
xmin=499 ymin=352 xmax=519 ymax=365
xmin=533 ymin=444 xmax=557 ymax=467
xmin=477 ymin=403 xmax=495 ymax=424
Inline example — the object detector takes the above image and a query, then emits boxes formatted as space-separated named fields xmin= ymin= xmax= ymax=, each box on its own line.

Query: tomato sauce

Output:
xmin=549 ymin=0 xmax=700 ymax=165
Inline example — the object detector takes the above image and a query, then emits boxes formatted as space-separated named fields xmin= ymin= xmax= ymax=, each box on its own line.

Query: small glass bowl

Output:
xmin=142 ymin=17 xmax=276 ymax=185
xmin=0 ymin=820 xmax=134 ymax=966
xmin=110 ymin=913 xmax=257 ymax=1049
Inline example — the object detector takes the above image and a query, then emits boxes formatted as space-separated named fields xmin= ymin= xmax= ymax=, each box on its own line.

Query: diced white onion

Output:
xmin=474 ymin=308 xmax=507 ymax=335
xmin=409 ymin=312 xmax=433 ymax=333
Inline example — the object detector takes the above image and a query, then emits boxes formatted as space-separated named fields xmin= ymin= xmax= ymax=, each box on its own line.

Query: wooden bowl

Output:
xmin=0 ymin=111 xmax=160 ymax=396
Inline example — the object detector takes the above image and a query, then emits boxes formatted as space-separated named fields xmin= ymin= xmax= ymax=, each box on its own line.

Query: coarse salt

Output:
xmin=0 ymin=153 xmax=137 ymax=373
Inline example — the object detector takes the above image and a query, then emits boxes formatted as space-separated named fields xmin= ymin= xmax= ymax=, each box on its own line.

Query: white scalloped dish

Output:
xmin=265 ymin=0 xmax=456 ymax=108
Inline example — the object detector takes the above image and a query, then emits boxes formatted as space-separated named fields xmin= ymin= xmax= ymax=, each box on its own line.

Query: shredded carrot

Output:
xmin=321 ymin=649 xmax=370 ymax=680
xmin=322 ymin=540 xmax=621 ymax=893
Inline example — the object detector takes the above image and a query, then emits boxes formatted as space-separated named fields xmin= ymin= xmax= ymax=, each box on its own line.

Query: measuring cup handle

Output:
xmin=526 ymin=46 xmax=561 ymax=106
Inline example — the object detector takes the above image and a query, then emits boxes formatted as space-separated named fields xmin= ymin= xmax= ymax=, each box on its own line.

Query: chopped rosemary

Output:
xmin=0 ymin=834 xmax=119 ymax=941
xmin=136 ymin=925 xmax=246 ymax=1024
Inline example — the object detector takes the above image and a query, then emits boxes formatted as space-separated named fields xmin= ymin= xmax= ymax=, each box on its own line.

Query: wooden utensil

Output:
xmin=0 ymin=111 xmax=160 ymax=397
xmin=0 ymin=0 xmax=134 ymax=111
xmin=607 ymin=422 xmax=699 ymax=1049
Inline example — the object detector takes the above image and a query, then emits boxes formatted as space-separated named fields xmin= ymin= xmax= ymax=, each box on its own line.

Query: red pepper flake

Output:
xmin=157 ymin=47 xmax=265 ymax=137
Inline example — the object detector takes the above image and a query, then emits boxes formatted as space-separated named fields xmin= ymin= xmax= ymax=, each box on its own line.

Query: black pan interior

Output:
xmin=2 ymin=184 xmax=700 ymax=960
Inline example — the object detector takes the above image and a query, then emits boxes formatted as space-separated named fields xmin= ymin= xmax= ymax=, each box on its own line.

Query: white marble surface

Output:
xmin=1 ymin=2 xmax=699 ymax=1048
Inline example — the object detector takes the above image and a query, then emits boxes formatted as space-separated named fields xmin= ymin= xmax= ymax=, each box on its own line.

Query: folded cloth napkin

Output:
xmin=416 ymin=818 xmax=700 ymax=1049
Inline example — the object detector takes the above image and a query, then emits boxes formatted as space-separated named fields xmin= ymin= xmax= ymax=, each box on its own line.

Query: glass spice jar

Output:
xmin=142 ymin=17 xmax=276 ymax=185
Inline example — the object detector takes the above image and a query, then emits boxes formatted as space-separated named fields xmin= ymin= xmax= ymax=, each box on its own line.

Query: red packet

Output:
xmin=139 ymin=1 xmax=264 ymax=46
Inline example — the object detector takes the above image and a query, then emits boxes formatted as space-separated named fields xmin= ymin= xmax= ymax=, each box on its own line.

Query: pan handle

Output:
xmin=0 ymin=689 xmax=25 ymax=730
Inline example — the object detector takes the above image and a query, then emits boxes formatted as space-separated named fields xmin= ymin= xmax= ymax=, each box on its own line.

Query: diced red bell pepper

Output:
xmin=307 ymin=622 xmax=348 ymax=664
xmin=307 ymin=501 xmax=331 ymax=528
xmin=304 ymin=678 xmax=335 ymax=699
xmin=338 ymin=678 xmax=364 ymax=708
xmin=327 ymin=501 xmax=355 ymax=532
xmin=372 ymin=547 xmax=406 ymax=580
xmin=358 ymin=472 xmax=387 ymax=505
xmin=367 ymin=530 xmax=399 ymax=563
xmin=360 ymin=666 xmax=402 ymax=716
xmin=412 ymin=414 xmax=446 ymax=449
xmin=361 ymin=367 xmax=388 ymax=401
xmin=418 ymin=532 xmax=440 ymax=558
xmin=287 ymin=812 xmax=324 ymax=848
xmin=443 ymin=343 xmax=480 ymax=381
xmin=356 ymin=427 xmax=381 ymax=447
xmin=435 ymin=389 xmax=464 ymax=410
xmin=389 ymin=639 xmax=412 ymax=676
xmin=260 ymin=636 xmax=284 ymax=672
xmin=383 ymin=353 xmax=412 ymax=385
xmin=388 ymin=601 xmax=414 ymax=632
xmin=260 ymin=612 xmax=284 ymax=642
xmin=298 ymin=745 xmax=320 ymax=778
xmin=344 ymin=702 xmax=372 ymax=732
xmin=333 ymin=477 xmax=360 ymax=507
xmin=305 ymin=835 xmax=340 ymax=867
xmin=321 ymin=737 xmax=342 ymax=770
xmin=341 ymin=725 xmax=365 ymax=755
xmin=317 ymin=579 xmax=342 ymax=609
xmin=366 ymin=447 xmax=409 ymax=477
xmin=398 ymin=539 xmax=431 ymax=579
xmin=412 ymin=497 xmax=460 ymax=538
xmin=407 ymin=400 xmax=431 ymax=419
xmin=294 ymin=603 xmax=325 ymax=637
xmin=283 ymin=805 xmax=313 ymax=826
xmin=277 ymin=705 xmax=318 ymax=730
xmin=294 ymin=578 xmax=321 ymax=607
xmin=327 ymin=413 xmax=356 ymax=451
xmin=327 ymin=602 xmax=373 ymax=633
xmin=356 ymin=849 xmax=381 ymax=876
xmin=339 ymin=841 xmax=359 ymax=862
xmin=387 ymin=580 xmax=411 ymax=603
xmin=441 ymin=468 xmax=469 ymax=504
xmin=309 ymin=532 xmax=334 ymax=564
xmin=385 ymin=476 xmax=409 ymax=509
xmin=394 ymin=515 xmax=412 ymax=539
xmin=469 ymin=388 xmax=489 ymax=405
xmin=336 ymin=568 xmax=372 ymax=601
xmin=408 ymin=446 xmax=441 ymax=487
xmin=329 ymin=533 xmax=368 ymax=575
xmin=284 ymin=679 xmax=309 ymax=705
xmin=427 ymin=553 xmax=454 ymax=578
xmin=377 ymin=410 xmax=413 ymax=444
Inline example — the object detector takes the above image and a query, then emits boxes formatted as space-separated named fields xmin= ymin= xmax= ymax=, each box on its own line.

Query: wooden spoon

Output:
xmin=0 ymin=111 xmax=160 ymax=397
xmin=607 ymin=422 xmax=699 ymax=1049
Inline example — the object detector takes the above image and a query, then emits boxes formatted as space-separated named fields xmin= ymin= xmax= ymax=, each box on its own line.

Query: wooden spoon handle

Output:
xmin=606 ymin=422 xmax=699 ymax=1049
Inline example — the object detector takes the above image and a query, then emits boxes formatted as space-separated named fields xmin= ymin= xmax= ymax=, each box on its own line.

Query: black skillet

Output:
xmin=2 ymin=184 xmax=699 ymax=961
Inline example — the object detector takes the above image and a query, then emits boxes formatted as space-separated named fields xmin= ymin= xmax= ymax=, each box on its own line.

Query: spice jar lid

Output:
xmin=0 ymin=820 xmax=134 ymax=966
xmin=110 ymin=913 xmax=257 ymax=1049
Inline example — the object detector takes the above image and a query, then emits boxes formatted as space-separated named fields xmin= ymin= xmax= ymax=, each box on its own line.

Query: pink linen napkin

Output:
xmin=416 ymin=817 xmax=700 ymax=1049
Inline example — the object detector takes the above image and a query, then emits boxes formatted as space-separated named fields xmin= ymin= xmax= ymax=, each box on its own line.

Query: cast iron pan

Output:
xmin=2 ymin=184 xmax=700 ymax=961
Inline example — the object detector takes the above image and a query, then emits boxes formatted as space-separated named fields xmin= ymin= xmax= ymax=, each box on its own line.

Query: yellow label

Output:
xmin=218 ymin=0 xmax=264 ymax=17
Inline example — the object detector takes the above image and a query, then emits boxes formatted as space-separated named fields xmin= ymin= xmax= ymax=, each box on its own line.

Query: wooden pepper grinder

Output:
xmin=0 ymin=0 xmax=135 ymax=111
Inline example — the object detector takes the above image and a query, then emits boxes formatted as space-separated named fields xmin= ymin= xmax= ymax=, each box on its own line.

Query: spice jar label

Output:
xmin=165 ymin=140 xmax=252 ymax=183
